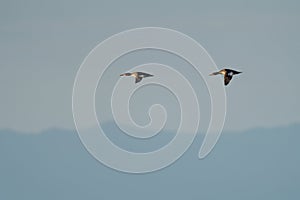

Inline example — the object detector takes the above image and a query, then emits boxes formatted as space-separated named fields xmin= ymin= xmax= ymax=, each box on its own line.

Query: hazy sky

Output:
xmin=1 ymin=0 xmax=300 ymax=132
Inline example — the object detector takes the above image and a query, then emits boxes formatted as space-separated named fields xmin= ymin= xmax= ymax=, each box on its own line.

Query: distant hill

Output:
xmin=1 ymin=123 xmax=299 ymax=200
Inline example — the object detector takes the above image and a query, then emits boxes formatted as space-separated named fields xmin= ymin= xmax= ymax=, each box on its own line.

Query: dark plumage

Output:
xmin=210 ymin=68 xmax=242 ymax=86
xmin=120 ymin=72 xmax=154 ymax=84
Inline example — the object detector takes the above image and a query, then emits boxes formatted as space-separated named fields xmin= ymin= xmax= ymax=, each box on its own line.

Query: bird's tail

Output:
xmin=145 ymin=74 xmax=154 ymax=77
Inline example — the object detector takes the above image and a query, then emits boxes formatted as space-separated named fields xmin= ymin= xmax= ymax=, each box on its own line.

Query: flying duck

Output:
xmin=120 ymin=72 xmax=154 ymax=83
xmin=210 ymin=68 xmax=242 ymax=86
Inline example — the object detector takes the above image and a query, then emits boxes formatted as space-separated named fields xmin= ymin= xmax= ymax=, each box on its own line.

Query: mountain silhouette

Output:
xmin=1 ymin=123 xmax=300 ymax=200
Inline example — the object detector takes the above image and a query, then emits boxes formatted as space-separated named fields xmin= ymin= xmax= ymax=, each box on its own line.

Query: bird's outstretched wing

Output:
xmin=224 ymin=74 xmax=233 ymax=85
xmin=135 ymin=77 xmax=142 ymax=83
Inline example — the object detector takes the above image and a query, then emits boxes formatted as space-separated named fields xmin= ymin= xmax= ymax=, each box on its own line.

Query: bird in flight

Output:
xmin=120 ymin=72 xmax=154 ymax=83
xmin=210 ymin=68 xmax=242 ymax=86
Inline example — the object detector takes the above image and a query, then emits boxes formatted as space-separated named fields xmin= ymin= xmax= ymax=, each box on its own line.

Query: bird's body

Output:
xmin=210 ymin=68 xmax=242 ymax=86
xmin=120 ymin=72 xmax=154 ymax=83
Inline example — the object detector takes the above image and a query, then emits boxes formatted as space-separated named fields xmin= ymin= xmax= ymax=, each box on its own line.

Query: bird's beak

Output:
xmin=209 ymin=72 xmax=219 ymax=76
xmin=120 ymin=74 xmax=125 ymax=76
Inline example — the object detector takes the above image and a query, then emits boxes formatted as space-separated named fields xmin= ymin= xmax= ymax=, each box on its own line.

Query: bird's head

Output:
xmin=120 ymin=73 xmax=132 ymax=77
xmin=219 ymin=69 xmax=227 ymax=75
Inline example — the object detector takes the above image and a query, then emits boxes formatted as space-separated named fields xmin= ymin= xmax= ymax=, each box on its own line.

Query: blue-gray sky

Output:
xmin=1 ymin=0 xmax=300 ymax=132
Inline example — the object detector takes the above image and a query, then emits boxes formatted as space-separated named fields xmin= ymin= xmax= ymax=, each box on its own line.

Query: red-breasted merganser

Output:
xmin=210 ymin=68 xmax=242 ymax=86
xmin=120 ymin=72 xmax=154 ymax=83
